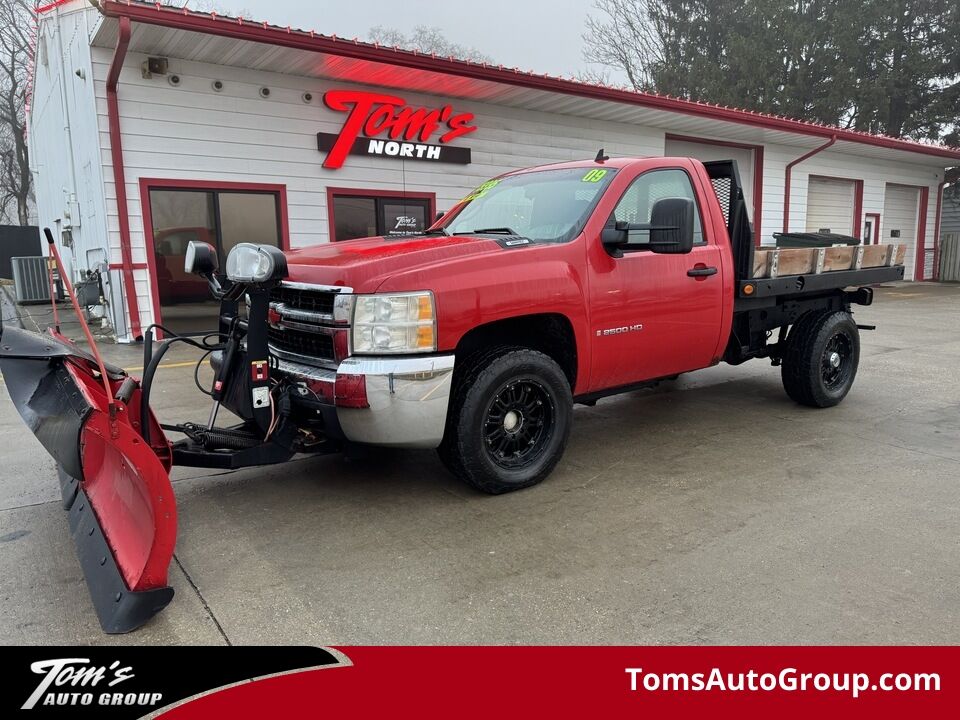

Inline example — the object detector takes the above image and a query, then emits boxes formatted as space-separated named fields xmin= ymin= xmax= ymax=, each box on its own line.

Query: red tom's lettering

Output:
xmin=322 ymin=90 xmax=476 ymax=168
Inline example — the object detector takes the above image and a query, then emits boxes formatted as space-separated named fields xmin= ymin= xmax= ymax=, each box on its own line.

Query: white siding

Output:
xmin=28 ymin=5 xmax=109 ymax=286
xmin=805 ymin=177 xmax=856 ymax=235
xmin=91 ymin=52 xmax=664 ymax=337
xmin=664 ymin=137 xmax=755 ymax=221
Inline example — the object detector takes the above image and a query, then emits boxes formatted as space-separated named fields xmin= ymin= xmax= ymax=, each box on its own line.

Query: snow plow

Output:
xmin=0 ymin=229 xmax=316 ymax=633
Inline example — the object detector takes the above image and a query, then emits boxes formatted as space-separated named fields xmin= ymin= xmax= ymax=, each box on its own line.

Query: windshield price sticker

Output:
xmin=582 ymin=169 xmax=608 ymax=183
xmin=462 ymin=179 xmax=501 ymax=203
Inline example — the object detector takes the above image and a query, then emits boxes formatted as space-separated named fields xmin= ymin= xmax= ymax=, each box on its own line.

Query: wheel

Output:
xmin=438 ymin=347 xmax=573 ymax=494
xmin=780 ymin=311 xmax=860 ymax=407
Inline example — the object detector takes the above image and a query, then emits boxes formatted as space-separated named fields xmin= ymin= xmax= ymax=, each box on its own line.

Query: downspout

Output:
xmin=783 ymin=135 xmax=837 ymax=233
xmin=932 ymin=179 xmax=946 ymax=280
xmin=105 ymin=15 xmax=142 ymax=340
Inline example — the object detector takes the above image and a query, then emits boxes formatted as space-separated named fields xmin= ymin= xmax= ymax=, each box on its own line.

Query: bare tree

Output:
xmin=580 ymin=0 xmax=664 ymax=90
xmin=369 ymin=25 xmax=493 ymax=64
xmin=0 ymin=0 xmax=33 ymax=225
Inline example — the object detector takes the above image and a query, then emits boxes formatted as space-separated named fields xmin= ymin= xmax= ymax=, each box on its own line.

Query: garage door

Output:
xmin=882 ymin=184 xmax=920 ymax=280
xmin=664 ymin=138 xmax=755 ymax=223
xmin=805 ymin=177 xmax=856 ymax=235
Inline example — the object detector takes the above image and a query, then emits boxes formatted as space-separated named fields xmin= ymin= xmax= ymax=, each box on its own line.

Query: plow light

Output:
xmin=225 ymin=243 xmax=288 ymax=283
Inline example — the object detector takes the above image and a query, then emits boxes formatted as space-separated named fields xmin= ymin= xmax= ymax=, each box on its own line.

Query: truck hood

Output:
xmin=284 ymin=234 xmax=504 ymax=292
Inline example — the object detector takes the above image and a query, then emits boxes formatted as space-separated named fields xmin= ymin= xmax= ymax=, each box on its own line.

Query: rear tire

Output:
xmin=781 ymin=311 xmax=860 ymax=407
xmin=438 ymin=347 xmax=572 ymax=494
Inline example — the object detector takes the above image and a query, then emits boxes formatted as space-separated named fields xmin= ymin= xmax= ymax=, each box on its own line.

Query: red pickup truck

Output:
xmin=252 ymin=155 xmax=900 ymax=492
xmin=0 ymin=155 xmax=905 ymax=632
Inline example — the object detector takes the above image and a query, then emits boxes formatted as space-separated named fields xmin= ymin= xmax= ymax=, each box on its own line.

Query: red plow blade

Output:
xmin=0 ymin=326 xmax=177 ymax=633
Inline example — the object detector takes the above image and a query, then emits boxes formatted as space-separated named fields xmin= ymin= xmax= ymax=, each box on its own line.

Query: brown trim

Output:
xmin=96 ymin=0 xmax=960 ymax=161
xmin=140 ymin=178 xmax=290 ymax=333
xmin=326 ymin=186 xmax=436 ymax=241
xmin=665 ymin=133 xmax=764 ymax=246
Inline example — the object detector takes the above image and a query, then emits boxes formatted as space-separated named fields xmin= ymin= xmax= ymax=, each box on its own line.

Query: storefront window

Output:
xmin=331 ymin=193 xmax=433 ymax=240
xmin=148 ymin=187 xmax=282 ymax=335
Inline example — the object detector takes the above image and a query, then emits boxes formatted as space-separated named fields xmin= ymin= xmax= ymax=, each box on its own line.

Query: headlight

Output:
xmin=352 ymin=291 xmax=436 ymax=354
xmin=225 ymin=243 xmax=288 ymax=283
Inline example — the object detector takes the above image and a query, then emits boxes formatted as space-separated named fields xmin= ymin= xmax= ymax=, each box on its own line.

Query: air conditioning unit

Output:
xmin=11 ymin=256 xmax=61 ymax=305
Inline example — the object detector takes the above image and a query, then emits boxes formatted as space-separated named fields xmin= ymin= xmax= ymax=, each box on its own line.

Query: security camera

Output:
xmin=259 ymin=87 xmax=271 ymax=98
xmin=168 ymin=74 xmax=181 ymax=87
xmin=212 ymin=80 xmax=224 ymax=92
xmin=302 ymin=92 xmax=313 ymax=103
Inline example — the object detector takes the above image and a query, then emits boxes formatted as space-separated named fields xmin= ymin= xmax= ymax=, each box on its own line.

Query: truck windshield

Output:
xmin=439 ymin=167 xmax=618 ymax=243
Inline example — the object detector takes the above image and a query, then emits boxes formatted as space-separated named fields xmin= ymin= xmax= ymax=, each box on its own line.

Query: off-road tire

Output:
xmin=781 ymin=311 xmax=860 ymax=408
xmin=438 ymin=347 xmax=572 ymax=494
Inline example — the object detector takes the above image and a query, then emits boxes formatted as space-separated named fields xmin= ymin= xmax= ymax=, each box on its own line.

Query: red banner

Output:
xmin=156 ymin=646 xmax=957 ymax=718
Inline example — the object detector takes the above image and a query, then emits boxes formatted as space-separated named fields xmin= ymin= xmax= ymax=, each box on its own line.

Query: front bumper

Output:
xmin=276 ymin=354 xmax=456 ymax=448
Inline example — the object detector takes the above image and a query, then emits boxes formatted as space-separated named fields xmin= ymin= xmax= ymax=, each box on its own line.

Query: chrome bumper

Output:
xmin=276 ymin=354 xmax=455 ymax=448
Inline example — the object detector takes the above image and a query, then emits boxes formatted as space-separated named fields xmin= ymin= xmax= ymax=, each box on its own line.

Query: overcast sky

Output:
xmin=211 ymin=0 xmax=598 ymax=79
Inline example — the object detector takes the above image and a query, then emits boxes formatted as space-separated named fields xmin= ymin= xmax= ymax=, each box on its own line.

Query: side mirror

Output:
xmin=649 ymin=198 xmax=695 ymax=254
xmin=184 ymin=240 xmax=218 ymax=276
xmin=601 ymin=221 xmax=630 ymax=256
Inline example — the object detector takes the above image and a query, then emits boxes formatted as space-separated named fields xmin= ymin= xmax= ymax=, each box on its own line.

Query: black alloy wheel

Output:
xmin=483 ymin=378 xmax=555 ymax=469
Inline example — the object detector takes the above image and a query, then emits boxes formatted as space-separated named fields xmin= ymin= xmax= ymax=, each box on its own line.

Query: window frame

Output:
xmin=327 ymin=187 xmax=437 ymax=241
xmin=605 ymin=166 xmax=710 ymax=251
xmin=140 ymin=178 xmax=289 ymax=336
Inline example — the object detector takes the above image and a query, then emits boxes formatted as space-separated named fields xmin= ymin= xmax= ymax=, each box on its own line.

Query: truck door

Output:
xmin=588 ymin=167 xmax=724 ymax=389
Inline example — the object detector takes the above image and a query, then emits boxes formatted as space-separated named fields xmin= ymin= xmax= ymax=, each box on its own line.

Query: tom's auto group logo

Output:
xmin=21 ymin=658 xmax=161 ymax=710
xmin=8 ymin=647 xmax=343 ymax=718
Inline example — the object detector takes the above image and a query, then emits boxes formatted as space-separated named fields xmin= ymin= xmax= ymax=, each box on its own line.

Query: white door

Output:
xmin=805 ymin=177 xmax=856 ymax=236
xmin=882 ymin=184 xmax=920 ymax=280
xmin=664 ymin=138 xmax=755 ymax=223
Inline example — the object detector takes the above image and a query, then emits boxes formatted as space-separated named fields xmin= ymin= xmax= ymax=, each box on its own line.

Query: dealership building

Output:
xmin=28 ymin=0 xmax=960 ymax=341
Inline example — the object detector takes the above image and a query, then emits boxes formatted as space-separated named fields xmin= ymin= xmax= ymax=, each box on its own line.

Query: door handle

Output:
xmin=687 ymin=266 xmax=717 ymax=277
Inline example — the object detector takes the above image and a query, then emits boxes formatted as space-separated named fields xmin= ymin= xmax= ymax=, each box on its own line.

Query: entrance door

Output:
xmin=588 ymin=167 xmax=725 ymax=389
xmin=146 ymin=184 xmax=283 ymax=335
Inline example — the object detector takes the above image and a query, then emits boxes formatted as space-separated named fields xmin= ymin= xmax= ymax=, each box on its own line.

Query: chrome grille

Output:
xmin=267 ymin=282 xmax=353 ymax=367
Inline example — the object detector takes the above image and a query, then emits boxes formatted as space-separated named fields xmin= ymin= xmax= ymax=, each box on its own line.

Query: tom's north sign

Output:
xmin=318 ymin=90 xmax=477 ymax=169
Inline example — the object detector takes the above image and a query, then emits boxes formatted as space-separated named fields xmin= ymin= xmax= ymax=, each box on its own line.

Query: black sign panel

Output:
xmin=317 ymin=132 xmax=471 ymax=165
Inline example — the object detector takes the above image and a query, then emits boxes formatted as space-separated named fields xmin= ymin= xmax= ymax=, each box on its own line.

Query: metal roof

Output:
xmin=86 ymin=0 xmax=960 ymax=165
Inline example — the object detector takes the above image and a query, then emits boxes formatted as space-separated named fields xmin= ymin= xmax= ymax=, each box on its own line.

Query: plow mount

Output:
xmin=1 ymin=230 xmax=307 ymax=632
